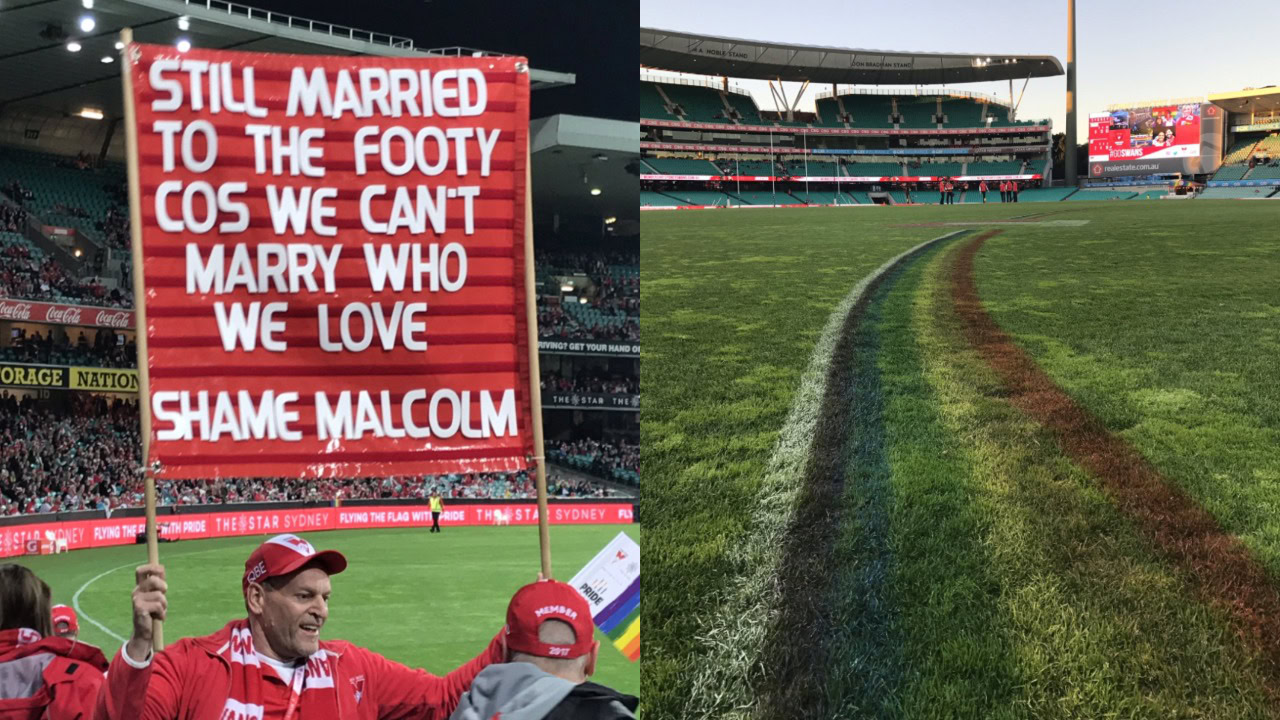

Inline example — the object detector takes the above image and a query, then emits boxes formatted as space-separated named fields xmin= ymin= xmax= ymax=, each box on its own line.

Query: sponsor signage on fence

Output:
xmin=642 ymin=174 xmax=1042 ymax=183
xmin=0 ymin=363 xmax=68 ymax=389
xmin=1207 ymin=179 xmax=1280 ymax=187
xmin=0 ymin=364 xmax=139 ymax=392
xmin=640 ymin=118 xmax=1050 ymax=135
xmin=126 ymin=44 xmax=534 ymax=479
xmin=538 ymin=338 xmax=639 ymax=357
xmin=543 ymin=392 xmax=639 ymax=411
xmin=69 ymin=366 xmax=139 ymax=392
xmin=0 ymin=502 xmax=635 ymax=558
xmin=1229 ymin=122 xmax=1280 ymax=133
xmin=0 ymin=299 xmax=136 ymax=329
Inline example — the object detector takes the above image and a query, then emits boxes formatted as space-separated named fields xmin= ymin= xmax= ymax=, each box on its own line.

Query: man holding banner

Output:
xmin=97 ymin=533 xmax=509 ymax=720
xmin=105 ymin=27 xmax=580 ymax=718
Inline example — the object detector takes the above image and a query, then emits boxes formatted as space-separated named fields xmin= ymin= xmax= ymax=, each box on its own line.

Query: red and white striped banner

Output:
xmin=127 ymin=44 xmax=534 ymax=479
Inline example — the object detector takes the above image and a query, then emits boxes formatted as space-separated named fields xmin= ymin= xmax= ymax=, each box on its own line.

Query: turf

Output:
xmin=644 ymin=201 xmax=1280 ymax=718
xmin=16 ymin=525 xmax=638 ymax=697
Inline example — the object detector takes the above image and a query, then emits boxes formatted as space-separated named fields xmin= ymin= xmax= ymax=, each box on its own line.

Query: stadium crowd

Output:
xmin=0 ymin=394 xmax=636 ymax=517
xmin=547 ymin=437 xmax=639 ymax=487
xmin=541 ymin=370 xmax=638 ymax=395
xmin=0 ymin=328 xmax=135 ymax=368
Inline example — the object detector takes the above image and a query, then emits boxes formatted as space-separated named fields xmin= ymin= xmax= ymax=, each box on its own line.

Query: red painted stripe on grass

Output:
xmin=950 ymin=229 xmax=1280 ymax=688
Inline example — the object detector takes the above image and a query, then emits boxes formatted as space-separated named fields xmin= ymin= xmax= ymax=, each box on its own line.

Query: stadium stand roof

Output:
xmin=0 ymin=0 xmax=574 ymax=119
xmin=531 ymin=114 xmax=639 ymax=228
xmin=640 ymin=28 xmax=1064 ymax=85
xmin=1207 ymin=87 xmax=1280 ymax=114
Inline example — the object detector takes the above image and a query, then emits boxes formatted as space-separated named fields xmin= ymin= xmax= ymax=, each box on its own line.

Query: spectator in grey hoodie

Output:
xmin=450 ymin=580 xmax=638 ymax=720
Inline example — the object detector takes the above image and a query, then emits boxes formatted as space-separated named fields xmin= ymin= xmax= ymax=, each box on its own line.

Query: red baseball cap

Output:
xmin=242 ymin=534 xmax=347 ymax=591
xmin=51 ymin=604 xmax=78 ymax=634
xmin=504 ymin=580 xmax=596 ymax=659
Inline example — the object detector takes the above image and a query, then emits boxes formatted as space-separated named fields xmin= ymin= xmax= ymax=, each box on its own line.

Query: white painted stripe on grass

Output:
xmin=73 ymin=562 xmax=134 ymax=644
xmin=687 ymin=230 xmax=968 ymax=719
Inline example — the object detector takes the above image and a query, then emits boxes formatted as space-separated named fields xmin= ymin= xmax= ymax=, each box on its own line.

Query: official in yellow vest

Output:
xmin=429 ymin=491 xmax=444 ymax=533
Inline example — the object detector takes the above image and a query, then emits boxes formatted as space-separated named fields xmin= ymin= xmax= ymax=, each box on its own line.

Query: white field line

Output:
xmin=73 ymin=563 xmax=134 ymax=644
xmin=686 ymin=230 xmax=968 ymax=719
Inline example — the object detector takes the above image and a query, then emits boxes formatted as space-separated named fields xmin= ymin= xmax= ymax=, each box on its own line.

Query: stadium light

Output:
xmin=590 ymin=188 xmax=602 ymax=196
xmin=77 ymin=108 xmax=103 ymax=119
xmin=82 ymin=0 xmax=93 ymax=7
xmin=604 ymin=216 xmax=617 ymax=224
xmin=66 ymin=41 xmax=82 ymax=52
xmin=178 ymin=16 xmax=190 ymax=31
xmin=114 ymin=41 xmax=124 ymax=50
xmin=79 ymin=15 xmax=95 ymax=32
xmin=100 ymin=55 xmax=113 ymax=63
xmin=74 ymin=248 xmax=83 ymax=257
xmin=177 ymin=38 xmax=191 ymax=52
xmin=560 ymin=284 xmax=574 ymax=292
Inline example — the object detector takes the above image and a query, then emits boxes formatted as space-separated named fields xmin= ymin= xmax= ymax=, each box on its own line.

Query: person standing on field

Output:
xmin=430 ymin=491 xmax=445 ymax=533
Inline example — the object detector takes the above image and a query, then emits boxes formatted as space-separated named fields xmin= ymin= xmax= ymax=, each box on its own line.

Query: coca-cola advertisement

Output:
xmin=0 ymin=298 xmax=135 ymax=329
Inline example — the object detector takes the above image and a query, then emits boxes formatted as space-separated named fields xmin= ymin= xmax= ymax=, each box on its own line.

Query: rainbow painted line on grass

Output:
xmin=595 ymin=577 xmax=639 ymax=661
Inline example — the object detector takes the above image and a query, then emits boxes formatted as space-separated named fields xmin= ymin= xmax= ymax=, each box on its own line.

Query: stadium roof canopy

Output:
xmin=640 ymin=28 xmax=1064 ymax=85
xmin=0 ymin=0 xmax=574 ymax=120
xmin=531 ymin=114 xmax=639 ymax=227
xmin=1208 ymin=87 xmax=1280 ymax=114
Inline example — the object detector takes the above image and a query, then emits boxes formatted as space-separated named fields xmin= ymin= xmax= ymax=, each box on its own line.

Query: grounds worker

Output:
xmin=0 ymin=564 xmax=108 ymax=720
xmin=96 ymin=533 xmax=509 ymax=720
xmin=430 ymin=491 xmax=445 ymax=533
xmin=450 ymin=580 xmax=638 ymax=720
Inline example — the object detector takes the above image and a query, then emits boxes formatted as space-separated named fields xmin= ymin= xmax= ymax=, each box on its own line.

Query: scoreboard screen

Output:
xmin=1088 ymin=103 xmax=1202 ymax=163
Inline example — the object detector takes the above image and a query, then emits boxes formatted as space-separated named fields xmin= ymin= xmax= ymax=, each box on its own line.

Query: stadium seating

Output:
xmin=641 ymin=191 xmax=683 ymax=207
xmin=723 ymin=91 xmax=760 ymax=124
xmin=813 ymin=97 xmax=847 ymax=128
xmin=643 ymin=157 xmax=723 ymax=175
xmin=791 ymin=190 xmax=859 ymax=205
xmin=640 ymin=81 xmax=674 ymax=119
xmin=1131 ymin=190 xmax=1170 ymax=200
xmin=966 ymin=160 xmax=1023 ymax=175
xmin=912 ymin=162 xmax=964 ymax=177
xmin=941 ymin=98 xmax=987 ymax=127
xmin=1249 ymin=165 xmax=1280 ymax=180
xmin=660 ymin=190 xmax=735 ymax=206
xmin=1220 ymin=136 xmax=1260 ymax=165
xmin=1212 ymin=166 xmax=1249 ymax=181
xmin=657 ymin=83 xmax=733 ymax=123
xmin=726 ymin=160 xmax=778 ymax=175
xmin=896 ymin=96 xmax=939 ymax=129
xmin=1198 ymin=186 xmax=1279 ymax=199
xmin=838 ymin=95 xmax=896 ymax=129
xmin=732 ymin=190 xmax=791 ymax=205
xmin=845 ymin=161 xmax=905 ymax=176
xmin=0 ymin=149 xmax=125 ymax=244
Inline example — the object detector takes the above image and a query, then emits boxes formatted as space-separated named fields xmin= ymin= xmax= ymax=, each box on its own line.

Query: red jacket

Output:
xmin=0 ymin=628 xmax=109 ymax=720
xmin=93 ymin=621 xmax=504 ymax=720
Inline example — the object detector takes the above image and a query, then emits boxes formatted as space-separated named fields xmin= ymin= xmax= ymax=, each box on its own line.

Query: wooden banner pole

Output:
xmin=522 ymin=142 xmax=552 ymax=579
xmin=119 ymin=27 xmax=163 ymax=651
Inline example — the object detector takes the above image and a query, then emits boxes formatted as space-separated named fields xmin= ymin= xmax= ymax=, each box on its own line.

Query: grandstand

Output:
xmin=640 ymin=31 xmax=1060 ymax=208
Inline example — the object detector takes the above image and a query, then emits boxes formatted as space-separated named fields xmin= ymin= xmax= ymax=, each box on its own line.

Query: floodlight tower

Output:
xmin=1065 ymin=0 xmax=1078 ymax=186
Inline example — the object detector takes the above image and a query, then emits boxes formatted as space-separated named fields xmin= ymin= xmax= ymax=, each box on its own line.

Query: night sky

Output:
xmin=245 ymin=0 xmax=637 ymax=122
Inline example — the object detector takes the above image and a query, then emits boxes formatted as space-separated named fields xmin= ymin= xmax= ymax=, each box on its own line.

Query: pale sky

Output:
xmin=640 ymin=0 xmax=1280 ymax=138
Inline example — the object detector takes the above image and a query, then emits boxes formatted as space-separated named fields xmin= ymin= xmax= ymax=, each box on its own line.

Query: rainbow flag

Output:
xmin=569 ymin=531 xmax=639 ymax=662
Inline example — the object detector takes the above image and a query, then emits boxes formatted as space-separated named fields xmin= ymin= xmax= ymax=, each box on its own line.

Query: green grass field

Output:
xmin=17 ymin=525 xmax=638 ymax=697
xmin=643 ymin=201 xmax=1280 ymax=719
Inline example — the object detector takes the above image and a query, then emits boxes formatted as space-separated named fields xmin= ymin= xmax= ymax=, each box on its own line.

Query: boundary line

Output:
xmin=686 ymin=229 xmax=970 ymax=719
xmin=72 ymin=562 xmax=134 ymax=644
